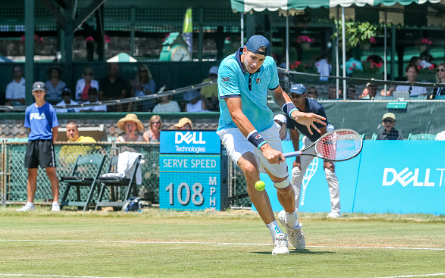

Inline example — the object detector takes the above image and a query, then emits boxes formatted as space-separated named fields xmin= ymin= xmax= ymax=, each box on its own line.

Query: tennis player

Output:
xmin=286 ymin=84 xmax=341 ymax=218
xmin=217 ymin=35 xmax=326 ymax=255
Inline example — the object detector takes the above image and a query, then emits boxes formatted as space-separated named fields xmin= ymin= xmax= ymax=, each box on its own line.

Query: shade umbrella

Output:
xmin=0 ymin=55 xmax=13 ymax=62
xmin=107 ymin=53 xmax=137 ymax=63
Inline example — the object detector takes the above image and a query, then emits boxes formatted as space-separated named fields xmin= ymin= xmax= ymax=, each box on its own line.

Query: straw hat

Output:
xmin=174 ymin=118 xmax=193 ymax=129
xmin=117 ymin=114 xmax=144 ymax=132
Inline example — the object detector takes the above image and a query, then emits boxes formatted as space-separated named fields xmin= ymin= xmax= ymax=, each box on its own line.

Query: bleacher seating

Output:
xmin=407 ymin=133 xmax=437 ymax=140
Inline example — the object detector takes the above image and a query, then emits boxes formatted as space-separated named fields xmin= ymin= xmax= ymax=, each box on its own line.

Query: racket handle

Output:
xmin=283 ymin=151 xmax=302 ymax=159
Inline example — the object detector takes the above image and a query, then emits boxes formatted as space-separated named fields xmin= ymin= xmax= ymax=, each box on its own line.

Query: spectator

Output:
xmin=143 ymin=115 xmax=162 ymax=143
xmin=17 ymin=82 xmax=60 ymax=212
xmin=75 ymin=67 xmax=99 ymax=101
xmin=377 ymin=113 xmax=403 ymax=140
xmin=435 ymin=130 xmax=445 ymax=141
xmin=56 ymin=88 xmax=80 ymax=113
xmin=116 ymin=114 xmax=145 ymax=142
xmin=286 ymin=84 xmax=341 ymax=218
xmin=174 ymin=117 xmax=193 ymax=130
xmin=184 ymin=89 xmax=209 ymax=112
xmin=152 ymin=90 xmax=180 ymax=113
xmin=431 ymin=63 xmax=445 ymax=99
xmin=131 ymin=64 xmax=156 ymax=111
xmin=6 ymin=65 xmax=26 ymax=106
xmin=346 ymin=85 xmax=357 ymax=100
xmin=419 ymin=52 xmax=432 ymax=69
xmin=307 ymin=86 xmax=318 ymax=99
xmin=395 ymin=64 xmax=427 ymax=96
xmin=58 ymin=121 xmax=97 ymax=164
xmin=98 ymin=63 xmax=127 ymax=102
xmin=273 ymin=114 xmax=290 ymax=141
xmin=80 ymin=88 xmax=107 ymax=112
xmin=359 ymin=83 xmax=378 ymax=100
xmin=200 ymin=66 xmax=219 ymax=111
xmin=315 ymin=54 xmax=331 ymax=81
xmin=44 ymin=66 xmax=66 ymax=103
xmin=328 ymin=85 xmax=343 ymax=99
xmin=409 ymin=56 xmax=421 ymax=69
xmin=344 ymin=53 xmax=363 ymax=76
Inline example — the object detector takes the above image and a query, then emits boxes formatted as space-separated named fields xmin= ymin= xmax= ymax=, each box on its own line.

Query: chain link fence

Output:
xmin=0 ymin=141 xmax=250 ymax=208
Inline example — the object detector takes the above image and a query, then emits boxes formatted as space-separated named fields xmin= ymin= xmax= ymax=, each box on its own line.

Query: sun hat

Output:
xmin=174 ymin=118 xmax=193 ymax=129
xmin=117 ymin=114 xmax=144 ymax=132
xmin=183 ymin=89 xmax=200 ymax=101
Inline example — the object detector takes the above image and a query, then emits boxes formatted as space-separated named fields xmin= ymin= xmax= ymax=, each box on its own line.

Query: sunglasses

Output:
xmin=152 ymin=121 xmax=160 ymax=124
xmin=84 ymin=73 xmax=93 ymax=76
xmin=383 ymin=119 xmax=394 ymax=123
xmin=437 ymin=68 xmax=445 ymax=72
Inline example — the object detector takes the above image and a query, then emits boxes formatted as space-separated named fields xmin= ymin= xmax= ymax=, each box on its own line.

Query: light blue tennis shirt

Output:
xmin=217 ymin=48 xmax=279 ymax=132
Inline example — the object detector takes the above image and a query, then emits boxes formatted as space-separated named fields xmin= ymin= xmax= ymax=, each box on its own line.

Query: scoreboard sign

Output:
xmin=159 ymin=131 xmax=227 ymax=211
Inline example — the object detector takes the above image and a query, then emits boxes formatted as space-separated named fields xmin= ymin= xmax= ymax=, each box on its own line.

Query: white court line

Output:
xmin=0 ymin=239 xmax=444 ymax=251
xmin=376 ymin=274 xmax=445 ymax=278
xmin=0 ymin=275 xmax=130 ymax=278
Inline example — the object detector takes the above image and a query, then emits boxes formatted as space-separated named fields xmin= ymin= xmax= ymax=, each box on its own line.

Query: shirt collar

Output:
xmin=235 ymin=47 xmax=261 ymax=74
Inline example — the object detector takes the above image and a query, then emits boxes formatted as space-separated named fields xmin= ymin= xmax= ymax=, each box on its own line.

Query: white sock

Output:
xmin=26 ymin=202 xmax=34 ymax=207
xmin=52 ymin=201 xmax=59 ymax=205
xmin=285 ymin=210 xmax=300 ymax=228
xmin=266 ymin=220 xmax=283 ymax=240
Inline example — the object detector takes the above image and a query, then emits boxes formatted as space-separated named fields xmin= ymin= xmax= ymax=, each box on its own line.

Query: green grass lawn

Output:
xmin=1 ymin=207 xmax=445 ymax=278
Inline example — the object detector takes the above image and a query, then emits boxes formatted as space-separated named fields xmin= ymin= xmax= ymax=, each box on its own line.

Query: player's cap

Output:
xmin=274 ymin=114 xmax=287 ymax=124
xmin=209 ymin=66 xmax=218 ymax=75
xmin=174 ymin=117 xmax=193 ymax=129
xmin=32 ymin=81 xmax=47 ymax=92
xmin=183 ymin=89 xmax=200 ymax=101
xmin=61 ymin=87 xmax=71 ymax=95
xmin=382 ymin=113 xmax=396 ymax=121
xmin=245 ymin=35 xmax=271 ymax=56
xmin=290 ymin=84 xmax=306 ymax=95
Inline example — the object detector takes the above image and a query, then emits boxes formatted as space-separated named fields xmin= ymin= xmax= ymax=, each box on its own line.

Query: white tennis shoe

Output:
xmin=272 ymin=233 xmax=289 ymax=255
xmin=16 ymin=203 xmax=35 ymax=212
xmin=278 ymin=210 xmax=306 ymax=250
xmin=327 ymin=212 xmax=341 ymax=218
xmin=51 ymin=203 xmax=60 ymax=212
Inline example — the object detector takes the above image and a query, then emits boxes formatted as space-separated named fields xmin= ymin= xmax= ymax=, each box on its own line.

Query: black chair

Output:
xmin=95 ymin=154 xmax=143 ymax=211
xmin=59 ymin=155 xmax=106 ymax=211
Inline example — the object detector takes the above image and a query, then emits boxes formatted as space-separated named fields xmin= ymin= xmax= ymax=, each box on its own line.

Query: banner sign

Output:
xmin=255 ymin=141 xmax=445 ymax=215
xmin=160 ymin=131 xmax=221 ymax=154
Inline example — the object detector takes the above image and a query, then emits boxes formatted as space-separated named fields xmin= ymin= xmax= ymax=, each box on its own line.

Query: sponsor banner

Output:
xmin=254 ymin=141 xmax=445 ymax=215
xmin=160 ymin=131 xmax=221 ymax=154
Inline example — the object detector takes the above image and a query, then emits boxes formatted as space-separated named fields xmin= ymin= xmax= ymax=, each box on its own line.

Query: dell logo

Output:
xmin=382 ymin=168 xmax=445 ymax=187
xmin=175 ymin=132 xmax=206 ymax=144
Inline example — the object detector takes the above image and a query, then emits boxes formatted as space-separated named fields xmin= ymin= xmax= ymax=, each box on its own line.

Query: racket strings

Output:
xmin=316 ymin=131 xmax=362 ymax=161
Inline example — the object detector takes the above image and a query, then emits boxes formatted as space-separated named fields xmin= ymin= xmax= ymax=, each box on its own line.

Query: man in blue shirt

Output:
xmin=217 ymin=35 xmax=326 ymax=255
xmin=286 ymin=84 xmax=341 ymax=218
xmin=17 ymin=82 xmax=60 ymax=212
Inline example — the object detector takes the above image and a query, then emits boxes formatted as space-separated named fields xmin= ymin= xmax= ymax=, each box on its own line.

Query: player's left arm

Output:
xmin=273 ymin=86 xmax=326 ymax=135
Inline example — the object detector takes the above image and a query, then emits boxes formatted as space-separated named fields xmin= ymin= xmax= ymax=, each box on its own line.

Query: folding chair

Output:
xmin=59 ymin=155 xmax=106 ymax=211
xmin=95 ymin=154 xmax=143 ymax=211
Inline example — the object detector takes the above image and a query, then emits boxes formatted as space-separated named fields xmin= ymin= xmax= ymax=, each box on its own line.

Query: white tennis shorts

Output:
xmin=217 ymin=124 xmax=289 ymax=179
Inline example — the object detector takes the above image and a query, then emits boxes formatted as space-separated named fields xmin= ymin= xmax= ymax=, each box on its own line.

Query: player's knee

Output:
xmin=273 ymin=176 xmax=290 ymax=189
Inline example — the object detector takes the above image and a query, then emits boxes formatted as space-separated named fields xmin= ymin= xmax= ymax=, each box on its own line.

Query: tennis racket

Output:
xmin=282 ymin=129 xmax=363 ymax=162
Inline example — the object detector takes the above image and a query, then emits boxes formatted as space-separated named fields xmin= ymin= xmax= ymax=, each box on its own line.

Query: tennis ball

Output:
xmin=255 ymin=181 xmax=266 ymax=191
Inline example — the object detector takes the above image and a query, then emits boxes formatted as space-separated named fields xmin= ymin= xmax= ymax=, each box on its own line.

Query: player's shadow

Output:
xmin=252 ymin=249 xmax=335 ymax=255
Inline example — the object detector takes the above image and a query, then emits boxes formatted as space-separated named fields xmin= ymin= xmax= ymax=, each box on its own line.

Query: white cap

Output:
xmin=273 ymin=114 xmax=287 ymax=123
xmin=209 ymin=66 xmax=218 ymax=75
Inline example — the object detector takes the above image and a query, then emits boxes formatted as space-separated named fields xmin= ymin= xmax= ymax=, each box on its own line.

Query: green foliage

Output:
xmin=332 ymin=20 xmax=379 ymax=50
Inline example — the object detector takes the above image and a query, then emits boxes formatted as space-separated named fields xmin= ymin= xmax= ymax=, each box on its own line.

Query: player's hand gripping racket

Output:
xmin=282 ymin=129 xmax=363 ymax=162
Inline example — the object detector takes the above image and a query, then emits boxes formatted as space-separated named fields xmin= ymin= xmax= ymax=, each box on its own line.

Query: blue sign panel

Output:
xmin=159 ymin=154 xmax=222 ymax=211
xmin=160 ymin=131 xmax=221 ymax=154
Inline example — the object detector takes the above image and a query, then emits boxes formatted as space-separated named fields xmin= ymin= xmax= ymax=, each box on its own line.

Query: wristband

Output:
xmin=247 ymin=130 xmax=267 ymax=149
xmin=282 ymin=102 xmax=299 ymax=118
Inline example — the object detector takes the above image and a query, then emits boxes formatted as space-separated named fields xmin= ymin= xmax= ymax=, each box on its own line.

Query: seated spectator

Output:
xmin=359 ymin=83 xmax=378 ymax=100
xmin=273 ymin=114 xmax=290 ymax=141
xmin=116 ymin=114 xmax=145 ymax=142
xmin=174 ymin=117 xmax=193 ymax=130
xmin=81 ymin=88 xmax=107 ymax=112
xmin=346 ymin=85 xmax=357 ymax=100
xmin=377 ymin=113 xmax=403 ymax=140
xmin=184 ymin=89 xmax=209 ymax=112
xmin=431 ymin=63 xmax=445 ymax=99
xmin=307 ymin=86 xmax=318 ymax=99
xmin=130 ymin=64 xmax=156 ymax=112
xmin=200 ymin=66 xmax=219 ymax=111
xmin=344 ymin=53 xmax=363 ymax=76
xmin=409 ymin=56 xmax=421 ymax=69
xmin=75 ymin=67 xmax=99 ymax=101
xmin=44 ymin=66 xmax=66 ymax=103
xmin=419 ymin=52 xmax=432 ymax=69
xmin=328 ymin=85 xmax=343 ymax=99
xmin=99 ymin=63 xmax=127 ymax=102
xmin=143 ymin=115 xmax=162 ymax=143
xmin=59 ymin=121 xmax=97 ymax=164
xmin=435 ymin=130 xmax=445 ymax=141
xmin=395 ymin=64 xmax=427 ymax=96
xmin=56 ymin=88 xmax=80 ymax=113
xmin=6 ymin=65 xmax=26 ymax=106
xmin=315 ymin=54 xmax=331 ymax=81
xmin=152 ymin=89 xmax=180 ymax=113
